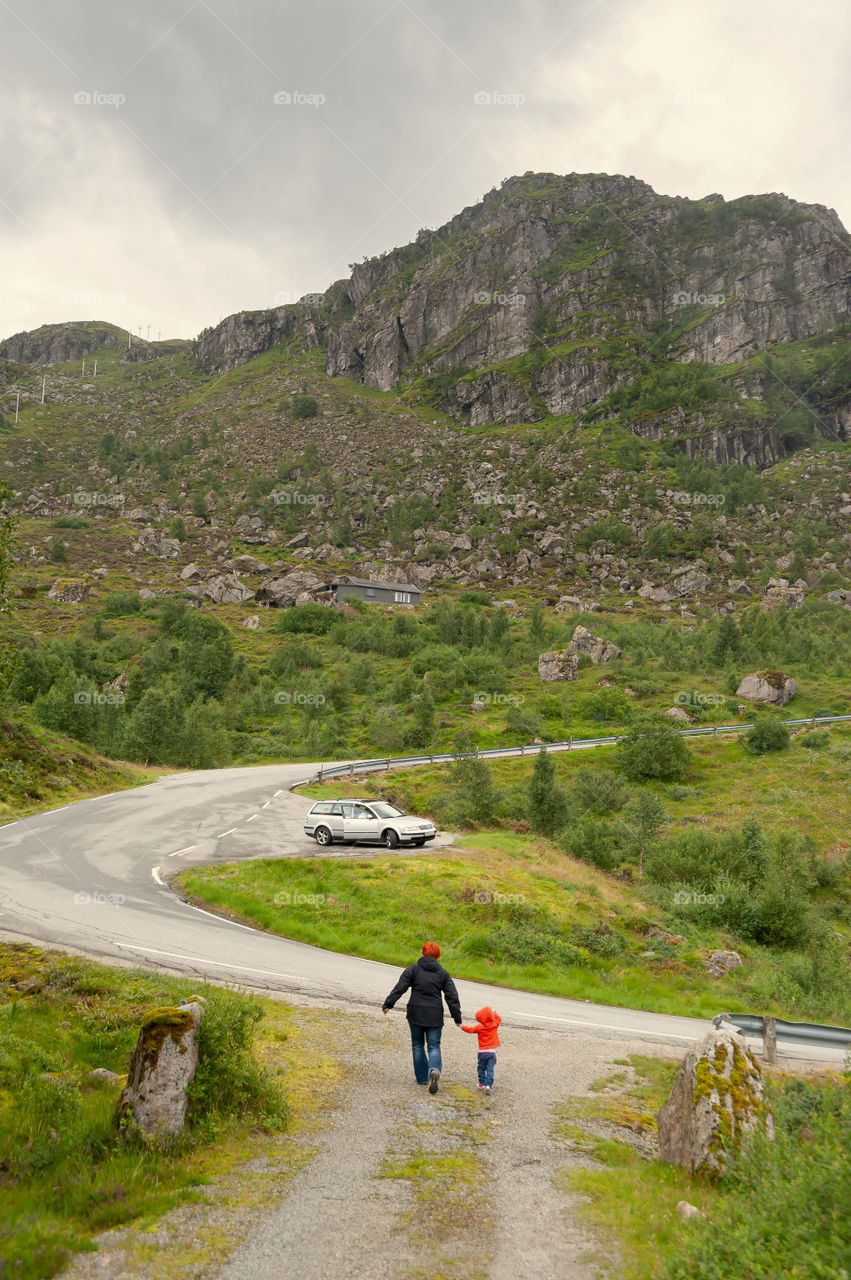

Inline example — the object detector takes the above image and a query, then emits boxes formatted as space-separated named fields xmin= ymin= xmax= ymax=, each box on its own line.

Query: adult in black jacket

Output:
xmin=383 ymin=941 xmax=462 ymax=1093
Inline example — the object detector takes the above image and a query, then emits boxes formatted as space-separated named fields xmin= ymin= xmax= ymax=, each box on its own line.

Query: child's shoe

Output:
xmin=483 ymin=1085 xmax=492 ymax=1095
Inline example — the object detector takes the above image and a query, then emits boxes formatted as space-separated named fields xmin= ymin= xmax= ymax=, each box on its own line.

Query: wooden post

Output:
xmin=318 ymin=765 xmax=323 ymax=783
xmin=520 ymin=743 xmax=525 ymax=756
xmin=430 ymin=754 xmax=434 ymax=765
xmin=349 ymin=762 xmax=354 ymax=776
xmin=387 ymin=756 xmax=391 ymax=770
xmin=568 ymin=735 xmax=572 ymax=751
xmin=762 ymin=1016 xmax=777 ymax=1065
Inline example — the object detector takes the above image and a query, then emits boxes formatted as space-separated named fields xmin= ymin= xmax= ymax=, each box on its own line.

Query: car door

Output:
xmin=326 ymin=803 xmax=346 ymax=840
xmin=344 ymin=803 xmax=382 ymax=842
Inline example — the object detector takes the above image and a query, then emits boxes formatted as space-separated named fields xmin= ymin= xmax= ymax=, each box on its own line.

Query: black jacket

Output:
xmin=383 ymin=955 xmax=462 ymax=1027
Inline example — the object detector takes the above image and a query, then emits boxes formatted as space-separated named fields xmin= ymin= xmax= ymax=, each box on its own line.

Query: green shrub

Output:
xmin=797 ymin=730 xmax=830 ymax=751
xmin=101 ymin=590 xmax=141 ymax=618
xmin=291 ymin=394 xmax=318 ymax=419
xmin=188 ymin=989 xmax=287 ymax=1136
xmin=616 ymin=713 xmax=692 ymax=782
xmin=51 ymin=516 xmax=87 ymax=529
xmin=743 ymin=718 xmax=791 ymax=755
xmin=275 ymin=603 xmax=336 ymax=635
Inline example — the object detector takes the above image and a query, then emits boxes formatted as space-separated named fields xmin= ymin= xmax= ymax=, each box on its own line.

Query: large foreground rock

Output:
xmin=117 ymin=998 xmax=205 ymax=1140
xmin=735 ymin=671 xmax=796 ymax=706
xmin=657 ymin=1029 xmax=770 ymax=1176
xmin=203 ymin=573 xmax=253 ymax=604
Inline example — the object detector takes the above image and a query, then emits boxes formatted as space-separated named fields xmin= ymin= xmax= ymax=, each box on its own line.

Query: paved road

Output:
xmin=0 ymin=763 xmax=841 ymax=1063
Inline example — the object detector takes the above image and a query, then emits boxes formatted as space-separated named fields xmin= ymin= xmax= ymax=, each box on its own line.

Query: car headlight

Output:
xmin=402 ymin=825 xmax=421 ymax=833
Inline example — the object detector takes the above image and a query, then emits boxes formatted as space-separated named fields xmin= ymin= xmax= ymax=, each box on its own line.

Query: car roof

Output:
xmin=311 ymin=797 xmax=380 ymax=805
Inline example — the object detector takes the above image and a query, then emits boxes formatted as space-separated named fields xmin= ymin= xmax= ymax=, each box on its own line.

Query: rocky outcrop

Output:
xmin=538 ymin=650 xmax=579 ymax=682
xmin=0 ymin=321 xmax=122 ymax=365
xmin=255 ymin=570 xmax=325 ymax=607
xmin=132 ymin=528 xmax=181 ymax=559
xmin=761 ymin=577 xmax=806 ymax=610
xmin=117 ymin=998 xmax=205 ymax=1140
xmin=567 ymin=624 xmax=621 ymax=664
xmin=736 ymin=671 xmax=797 ymax=705
xmin=704 ymin=950 xmax=743 ymax=977
xmin=657 ymin=1028 xmax=770 ymax=1176
xmin=194 ymin=305 xmax=319 ymax=375
xmin=183 ymin=172 xmax=851 ymax=466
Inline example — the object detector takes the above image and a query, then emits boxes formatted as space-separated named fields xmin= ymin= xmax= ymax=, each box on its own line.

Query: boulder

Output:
xmin=704 ymin=949 xmax=743 ymax=977
xmin=203 ymin=573 xmax=253 ymax=604
xmin=232 ymin=554 xmax=271 ymax=575
xmin=47 ymin=579 xmax=89 ymax=604
xmin=665 ymin=706 xmax=695 ymax=723
xmin=538 ymin=650 xmax=579 ymax=682
xmin=657 ymin=1028 xmax=770 ymax=1176
xmin=256 ymin=570 xmax=325 ymax=607
xmin=138 ymin=588 xmax=158 ymax=601
xmin=736 ymin=671 xmax=796 ymax=706
xmin=825 ymin=587 xmax=851 ymax=608
xmin=117 ymin=999 xmax=205 ymax=1140
xmin=670 ymin=568 xmax=710 ymax=597
xmin=762 ymin=578 xmax=805 ymax=610
xmin=567 ymin=624 xmax=621 ymax=664
xmin=180 ymin=562 xmax=202 ymax=581
xmin=242 ymin=614 xmax=261 ymax=630
xmin=638 ymin=581 xmax=674 ymax=604
xmin=133 ymin=528 xmax=181 ymax=559
xmin=285 ymin=531 xmax=311 ymax=549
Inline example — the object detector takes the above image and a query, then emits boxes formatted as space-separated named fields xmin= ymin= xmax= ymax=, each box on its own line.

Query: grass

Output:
xmin=554 ymin=1054 xmax=851 ymax=1280
xmin=0 ymin=718 xmax=165 ymax=824
xmin=176 ymin=830 xmax=846 ymax=1021
xmin=0 ymin=942 xmax=300 ymax=1279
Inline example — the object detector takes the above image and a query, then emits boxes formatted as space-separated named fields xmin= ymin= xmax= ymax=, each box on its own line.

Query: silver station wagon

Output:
xmin=303 ymin=799 xmax=436 ymax=849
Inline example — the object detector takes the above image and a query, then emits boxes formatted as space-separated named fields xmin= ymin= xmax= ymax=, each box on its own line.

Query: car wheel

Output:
xmin=314 ymin=826 xmax=333 ymax=847
xmin=413 ymin=837 xmax=425 ymax=846
xmin=383 ymin=828 xmax=400 ymax=849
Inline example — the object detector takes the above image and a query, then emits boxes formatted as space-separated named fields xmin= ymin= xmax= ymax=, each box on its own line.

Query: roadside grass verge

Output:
xmin=0 ymin=943 xmax=294 ymax=1280
xmin=176 ymin=833 xmax=848 ymax=1021
xmin=556 ymin=1055 xmax=851 ymax=1280
xmin=0 ymin=719 xmax=164 ymax=825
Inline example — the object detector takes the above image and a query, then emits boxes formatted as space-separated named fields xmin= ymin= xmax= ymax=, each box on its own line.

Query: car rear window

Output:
xmin=311 ymin=802 xmax=334 ymax=814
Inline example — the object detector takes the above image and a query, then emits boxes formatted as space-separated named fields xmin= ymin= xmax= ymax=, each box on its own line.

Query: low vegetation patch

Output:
xmin=0 ymin=944 xmax=289 ymax=1280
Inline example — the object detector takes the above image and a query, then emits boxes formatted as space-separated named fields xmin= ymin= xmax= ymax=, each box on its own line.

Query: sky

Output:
xmin=1 ymin=0 xmax=849 ymax=342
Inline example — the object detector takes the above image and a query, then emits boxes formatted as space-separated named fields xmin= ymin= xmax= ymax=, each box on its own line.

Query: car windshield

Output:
xmin=369 ymin=802 xmax=405 ymax=818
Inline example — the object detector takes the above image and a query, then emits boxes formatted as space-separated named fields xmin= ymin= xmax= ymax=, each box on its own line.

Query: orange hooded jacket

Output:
xmin=461 ymin=1006 xmax=501 ymax=1050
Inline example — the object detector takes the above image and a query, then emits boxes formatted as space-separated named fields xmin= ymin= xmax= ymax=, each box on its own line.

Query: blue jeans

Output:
xmin=477 ymin=1052 xmax=496 ymax=1087
xmin=409 ymin=1023 xmax=443 ymax=1084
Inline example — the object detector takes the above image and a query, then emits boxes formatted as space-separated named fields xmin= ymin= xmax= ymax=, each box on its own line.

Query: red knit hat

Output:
xmin=422 ymin=941 xmax=441 ymax=958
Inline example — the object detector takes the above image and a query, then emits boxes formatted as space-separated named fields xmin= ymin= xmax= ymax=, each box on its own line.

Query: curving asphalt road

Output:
xmin=0 ymin=763 xmax=841 ymax=1063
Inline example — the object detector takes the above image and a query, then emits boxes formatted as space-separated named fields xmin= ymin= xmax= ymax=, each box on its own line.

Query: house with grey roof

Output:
xmin=328 ymin=576 xmax=421 ymax=605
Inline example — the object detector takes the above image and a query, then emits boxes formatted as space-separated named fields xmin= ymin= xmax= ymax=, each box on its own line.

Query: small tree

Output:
xmin=621 ymin=790 xmax=668 ymax=880
xmin=48 ymin=536 xmax=67 ymax=564
xmin=527 ymin=746 xmax=570 ymax=837
xmin=191 ymin=492 xmax=208 ymax=519
xmin=169 ymin=516 xmax=187 ymax=541
xmin=616 ymin=713 xmax=692 ymax=782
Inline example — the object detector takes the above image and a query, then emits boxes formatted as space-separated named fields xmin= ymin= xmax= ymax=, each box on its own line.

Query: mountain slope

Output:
xmin=191 ymin=172 xmax=851 ymax=464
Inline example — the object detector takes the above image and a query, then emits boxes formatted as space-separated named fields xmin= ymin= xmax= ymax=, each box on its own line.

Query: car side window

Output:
xmin=354 ymin=805 xmax=371 ymax=818
xmin=341 ymin=803 xmax=354 ymax=818
xmin=330 ymin=804 xmax=344 ymax=816
xmin=313 ymin=802 xmax=332 ymax=814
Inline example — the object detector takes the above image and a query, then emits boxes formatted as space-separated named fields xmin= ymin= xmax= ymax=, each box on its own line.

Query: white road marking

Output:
xmin=274 ymin=790 xmax=284 ymax=797
xmin=168 ymin=845 xmax=197 ymax=858
xmin=115 ymin=942 xmax=320 ymax=983
xmin=510 ymin=1010 xmax=695 ymax=1042
xmin=151 ymin=866 xmax=165 ymax=886
xmin=246 ymin=814 xmax=258 ymax=822
xmin=262 ymin=800 xmax=272 ymax=809
xmin=217 ymin=828 xmax=237 ymax=838
xmin=180 ymin=901 xmax=266 ymax=932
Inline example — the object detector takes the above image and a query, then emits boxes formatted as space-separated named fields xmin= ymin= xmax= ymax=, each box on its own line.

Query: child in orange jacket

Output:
xmin=460 ymin=1005 xmax=501 ymax=1093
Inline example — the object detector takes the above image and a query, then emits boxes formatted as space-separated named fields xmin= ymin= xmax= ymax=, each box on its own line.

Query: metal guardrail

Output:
xmin=713 ymin=1012 xmax=851 ymax=1058
xmin=305 ymin=714 xmax=851 ymax=784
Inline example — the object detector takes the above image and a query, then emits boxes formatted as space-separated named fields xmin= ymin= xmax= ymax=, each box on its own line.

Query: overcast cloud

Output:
xmin=1 ymin=0 xmax=849 ymax=340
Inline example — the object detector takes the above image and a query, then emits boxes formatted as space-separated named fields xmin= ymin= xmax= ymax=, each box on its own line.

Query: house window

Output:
xmin=394 ymin=591 xmax=411 ymax=604
xmin=366 ymin=587 xmax=374 ymax=597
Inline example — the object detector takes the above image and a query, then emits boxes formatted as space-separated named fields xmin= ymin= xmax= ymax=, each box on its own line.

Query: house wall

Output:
xmin=334 ymin=584 xmax=419 ymax=605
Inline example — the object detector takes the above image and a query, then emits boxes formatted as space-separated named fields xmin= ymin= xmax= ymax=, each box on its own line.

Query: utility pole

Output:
xmin=14 ymin=392 xmax=19 ymax=423
xmin=81 ymin=359 xmax=85 ymax=377
xmin=127 ymin=329 xmax=131 ymax=348
xmin=146 ymin=324 xmax=150 ymax=341
xmin=41 ymin=376 xmax=46 ymax=404
xmin=93 ymin=359 xmax=97 ymax=376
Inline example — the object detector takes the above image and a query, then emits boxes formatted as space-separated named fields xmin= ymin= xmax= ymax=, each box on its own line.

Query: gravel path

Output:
xmin=62 ymin=997 xmax=679 ymax=1280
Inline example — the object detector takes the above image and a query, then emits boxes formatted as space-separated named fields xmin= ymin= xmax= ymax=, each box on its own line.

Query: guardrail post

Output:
xmin=387 ymin=756 xmax=391 ymax=771
xmin=475 ymin=745 xmax=479 ymax=758
xmin=811 ymin=717 xmax=816 ymax=728
xmin=349 ymin=762 xmax=355 ymax=776
xmin=318 ymin=765 xmax=323 ymax=783
xmin=762 ymin=1016 xmax=777 ymax=1064
xmin=520 ymin=743 xmax=525 ymax=755
xmin=430 ymin=754 xmax=434 ymax=765
xmin=568 ymin=735 xmax=572 ymax=751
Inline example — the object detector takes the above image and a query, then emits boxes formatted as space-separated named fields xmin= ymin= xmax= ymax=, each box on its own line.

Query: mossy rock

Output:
xmin=657 ymin=1029 xmax=772 ymax=1177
